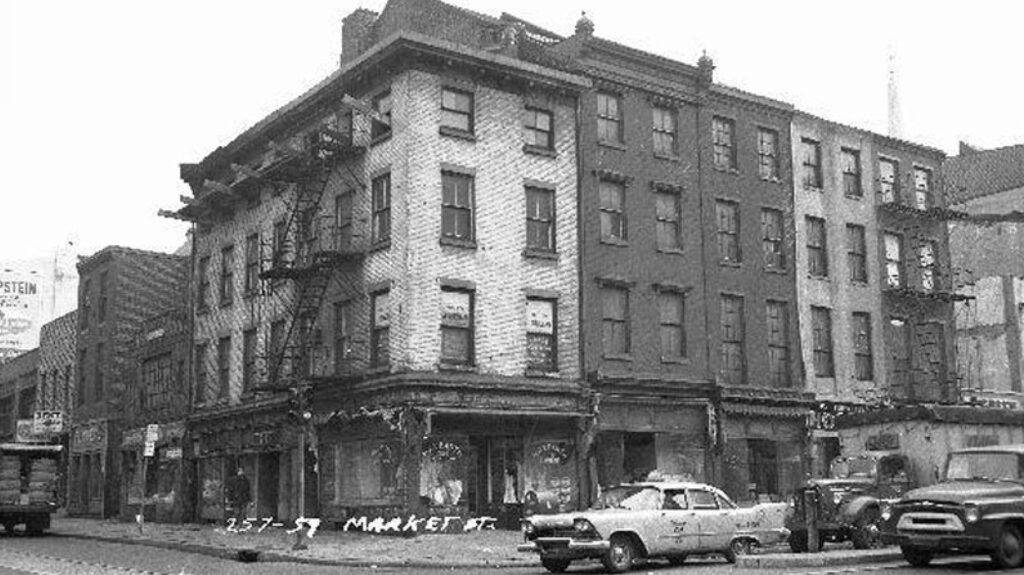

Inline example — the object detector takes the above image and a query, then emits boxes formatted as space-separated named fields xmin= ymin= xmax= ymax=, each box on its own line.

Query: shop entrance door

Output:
xmin=257 ymin=453 xmax=279 ymax=520
xmin=469 ymin=437 xmax=523 ymax=527
xmin=623 ymin=433 xmax=656 ymax=482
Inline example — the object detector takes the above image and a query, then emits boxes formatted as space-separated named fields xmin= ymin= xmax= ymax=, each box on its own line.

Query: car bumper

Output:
xmin=518 ymin=538 xmax=611 ymax=559
xmin=882 ymin=532 xmax=995 ymax=552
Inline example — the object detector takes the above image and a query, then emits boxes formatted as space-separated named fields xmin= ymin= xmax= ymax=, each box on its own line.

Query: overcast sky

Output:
xmin=2 ymin=0 xmax=1022 ymax=263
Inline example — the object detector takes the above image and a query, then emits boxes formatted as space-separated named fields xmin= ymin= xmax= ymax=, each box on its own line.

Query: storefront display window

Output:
xmin=199 ymin=457 xmax=224 ymax=521
xmin=338 ymin=438 xmax=403 ymax=504
xmin=523 ymin=439 xmax=576 ymax=514
xmin=420 ymin=437 xmax=467 ymax=507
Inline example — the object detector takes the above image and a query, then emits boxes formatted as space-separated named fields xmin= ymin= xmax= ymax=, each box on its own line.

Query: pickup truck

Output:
xmin=0 ymin=442 xmax=62 ymax=535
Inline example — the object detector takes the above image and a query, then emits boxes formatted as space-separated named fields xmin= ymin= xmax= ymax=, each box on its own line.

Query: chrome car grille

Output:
xmin=896 ymin=512 xmax=965 ymax=533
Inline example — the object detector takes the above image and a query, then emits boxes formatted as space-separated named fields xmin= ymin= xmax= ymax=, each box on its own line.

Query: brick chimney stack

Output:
xmin=341 ymin=8 xmax=378 ymax=66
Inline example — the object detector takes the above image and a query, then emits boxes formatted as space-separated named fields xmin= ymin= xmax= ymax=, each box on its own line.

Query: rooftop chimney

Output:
xmin=341 ymin=8 xmax=379 ymax=66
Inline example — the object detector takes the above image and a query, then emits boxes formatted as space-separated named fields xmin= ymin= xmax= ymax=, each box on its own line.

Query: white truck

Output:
xmin=0 ymin=442 xmax=61 ymax=535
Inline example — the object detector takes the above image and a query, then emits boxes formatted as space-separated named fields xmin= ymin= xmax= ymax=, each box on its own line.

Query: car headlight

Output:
xmin=832 ymin=492 xmax=844 ymax=506
xmin=964 ymin=503 xmax=980 ymax=523
xmin=573 ymin=518 xmax=595 ymax=533
xmin=880 ymin=503 xmax=892 ymax=522
xmin=522 ymin=521 xmax=536 ymax=539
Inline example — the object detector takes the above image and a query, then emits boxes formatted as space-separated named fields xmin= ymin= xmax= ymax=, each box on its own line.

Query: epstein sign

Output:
xmin=0 ymin=269 xmax=44 ymax=359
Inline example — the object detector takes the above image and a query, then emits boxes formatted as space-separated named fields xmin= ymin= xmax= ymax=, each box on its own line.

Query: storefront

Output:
xmin=318 ymin=408 xmax=583 ymax=529
xmin=68 ymin=419 xmax=119 ymax=517
xmin=121 ymin=421 xmax=186 ymax=523
xmin=593 ymin=400 xmax=710 ymax=490
xmin=719 ymin=402 xmax=810 ymax=503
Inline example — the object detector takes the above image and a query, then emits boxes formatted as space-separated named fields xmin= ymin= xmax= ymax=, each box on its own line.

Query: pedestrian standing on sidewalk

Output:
xmin=224 ymin=468 xmax=251 ymax=523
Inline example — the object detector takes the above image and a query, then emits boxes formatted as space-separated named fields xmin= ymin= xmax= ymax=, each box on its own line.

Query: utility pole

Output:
xmin=292 ymin=381 xmax=311 ymax=551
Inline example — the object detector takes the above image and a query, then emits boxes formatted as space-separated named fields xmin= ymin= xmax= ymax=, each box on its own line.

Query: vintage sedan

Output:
xmin=517 ymin=481 xmax=790 ymax=573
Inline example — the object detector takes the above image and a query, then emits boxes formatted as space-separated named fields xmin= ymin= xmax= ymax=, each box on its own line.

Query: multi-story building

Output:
xmin=0 ymin=349 xmax=39 ymax=441
xmin=38 ymin=310 xmax=77 ymax=507
xmin=120 ymin=309 xmax=191 ymax=523
xmin=68 ymin=247 xmax=187 ymax=518
xmin=945 ymin=143 xmax=1024 ymax=406
xmin=171 ymin=0 xmax=587 ymax=524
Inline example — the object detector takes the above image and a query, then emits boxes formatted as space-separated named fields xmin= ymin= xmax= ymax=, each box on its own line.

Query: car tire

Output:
xmin=601 ymin=534 xmax=636 ymax=573
xmin=851 ymin=507 xmax=881 ymax=550
xmin=666 ymin=554 xmax=687 ymax=566
xmin=723 ymin=538 xmax=755 ymax=563
xmin=541 ymin=557 xmax=571 ymax=573
xmin=901 ymin=545 xmax=932 ymax=567
xmin=991 ymin=524 xmax=1024 ymax=569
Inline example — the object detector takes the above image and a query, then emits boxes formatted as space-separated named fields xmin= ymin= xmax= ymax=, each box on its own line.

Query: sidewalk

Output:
xmin=50 ymin=517 xmax=533 ymax=569
xmin=736 ymin=543 xmax=903 ymax=569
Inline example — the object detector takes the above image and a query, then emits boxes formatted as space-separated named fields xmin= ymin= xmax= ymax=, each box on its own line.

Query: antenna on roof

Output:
xmin=887 ymin=48 xmax=903 ymax=139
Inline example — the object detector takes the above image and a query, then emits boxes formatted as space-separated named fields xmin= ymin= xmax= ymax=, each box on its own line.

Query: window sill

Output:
xmin=719 ymin=261 xmax=742 ymax=268
xmin=764 ymin=267 xmax=788 ymax=275
xmin=845 ymin=194 xmax=865 ymax=201
xmin=603 ymin=353 xmax=633 ymax=362
xmin=523 ymin=144 xmax=557 ymax=158
xmin=600 ymin=238 xmax=629 ymax=247
xmin=804 ymin=185 xmax=823 ymax=193
xmin=597 ymin=140 xmax=627 ymax=151
xmin=713 ymin=166 xmax=741 ymax=176
xmin=523 ymin=248 xmax=558 ymax=261
xmin=525 ymin=369 xmax=561 ymax=378
xmin=439 ymin=126 xmax=477 ymax=142
xmin=807 ymin=273 xmax=830 ymax=281
xmin=656 ymin=247 xmax=685 ymax=256
xmin=369 ymin=240 xmax=391 ymax=253
xmin=661 ymin=356 xmax=690 ymax=365
xmin=440 ymin=237 xmax=477 ymax=250
xmin=761 ymin=176 xmax=784 ymax=185
xmin=370 ymin=132 xmax=392 ymax=147
xmin=439 ymin=362 xmax=476 ymax=373
xmin=654 ymin=152 xmax=681 ymax=162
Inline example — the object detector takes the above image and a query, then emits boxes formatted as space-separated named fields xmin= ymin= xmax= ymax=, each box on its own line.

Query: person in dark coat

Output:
xmin=224 ymin=468 xmax=251 ymax=523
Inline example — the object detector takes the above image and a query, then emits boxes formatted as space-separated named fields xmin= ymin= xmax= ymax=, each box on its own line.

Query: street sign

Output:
xmin=144 ymin=424 xmax=159 ymax=457
xmin=164 ymin=446 xmax=182 ymax=460
xmin=33 ymin=411 xmax=64 ymax=435
xmin=144 ymin=442 xmax=155 ymax=457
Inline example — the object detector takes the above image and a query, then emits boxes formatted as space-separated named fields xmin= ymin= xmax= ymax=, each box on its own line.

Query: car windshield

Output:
xmin=946 ymin=452 xmax=1023 ymax=482
xmin=595 ymin=486 xmax=662 ymax=511
xmin=830 ymin=456 xmax=877 ymax=479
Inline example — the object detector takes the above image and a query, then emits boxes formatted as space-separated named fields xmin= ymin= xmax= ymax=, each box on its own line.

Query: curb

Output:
xmin=55 ymin=531 xmax=530 ymax=569
xmin=736 ymin=549 xmax=903 ymax=569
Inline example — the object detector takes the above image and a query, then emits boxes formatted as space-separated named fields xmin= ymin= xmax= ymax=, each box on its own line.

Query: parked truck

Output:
xmin=0 ymin=442 xmax=61 ymax=535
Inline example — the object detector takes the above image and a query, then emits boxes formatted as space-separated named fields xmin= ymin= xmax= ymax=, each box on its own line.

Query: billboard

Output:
xmin=0 ymin=250 xmax=78 ymax=362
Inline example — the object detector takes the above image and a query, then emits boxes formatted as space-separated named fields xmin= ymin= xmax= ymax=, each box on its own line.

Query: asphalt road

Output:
xmin=0 ymin=534 xmax=1005 ymax=575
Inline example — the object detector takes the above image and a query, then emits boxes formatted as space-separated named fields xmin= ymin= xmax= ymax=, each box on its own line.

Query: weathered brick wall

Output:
xmin=0 ymin=348 xmax=38 ymax=438
xmin=792 ymin=115 xmax=884 ymax=403
xmin=38 ymin=310 xmax=77 ymax=420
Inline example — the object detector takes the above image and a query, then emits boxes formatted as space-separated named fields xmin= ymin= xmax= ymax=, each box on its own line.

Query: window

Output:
xmin=80 ymin=278 xmax=91 ymax=330
xmin=272 ymin=220 xmax=287 ymax=268
xmin=269 ymin=320 xmax=286 ymax=380
xmin=659 ymin=291 xmax=686 ymax=359
xmin=712 ymin=116 xmax=736 ymax=170
xmin=523 ymin=108 xmax=553 ymax=150
xmin=918 ymin=240 xmax=937 ymax=292
xmin=242 ymin=329 xmax=256 ymax=392
xmin=716 ymin=201 xmax=740 ymax=263
xmin=888 ymin=318 xmax=911 ymax=393
xmin=761 ymin=208 xmax=785 ymax=270
xmin=879 ymin=158 xmax=899 ymax=203
xmin=98 ymin=271 xmax=108 ymax=323
xmin=596 ymin=92 xmax=622 ymax=144
xmin=370 ymin=291 xmax=390 ymax=368
xmin=601 ymin=286 xmax=630 ymax=356
xmin=76 ymin=349 xmax=87 ymax=406
xmin=334 ymin=193 xmax=353 ymax=251
xmin=194 ymin=344 xmax=207 ymax=404
xmin=95 ymin=343 xmax=104 ymax=402
xmin=244 ymin=233 xmax=260 ymax=296
xmin=652 ymin=106 xmax=677 ymax=156
xmin=914 ymin=167 xmax=932 ymax=210
xmin=216 ymin=336 xmax=230 ymax=399
xmin=884 ymin=233 xmax=903 ymax=288
xmin=599 ymin=179 xmax=627 ymax=242
xmin=811 ymin=306 xmax=834 ymax=377
xmin=801 ymin=138 xmax=822 ymax=189
xmin=220 ymin=245 xmax=235 ymax=306
xmin=853 ymin=312 xmax=873 ymax=381
xmin=655 ymin=191 xmax=681 ymax=251
xmin=371 ymin=173 xmax=391 ymax=244
xmin=757 ymin=128 xmax=779 ymax=180
xmin=846 ymin=224 xmax=867 ymax=283
xmin=526 ymin=186 xmax=555 ymax=252
xmin=806 ymin=217 xmax=828 ymax=277
xmin=766 ymin=301 xmax=789 ymax=387
xmin=441 ymin=87 xmax=474 ymax=133
xmin=334 ymin=301 xmax=353 ymax=375
xmin=841 ymin=148 xmax=862 ymax=197
xmin=371 ymin=90 xmax=392 ymax=140
xmin=441 ymin=171 xmax=474 ymax=242
xmin=526 ymin=298 xmax=557 ymax=371
xmin=440 ymin=288 xmax=474 ymax=365
xmin=197 ymin=258 xmax=210 ymax=311
xmin=720 ymin=295 xmax=745 ymax=385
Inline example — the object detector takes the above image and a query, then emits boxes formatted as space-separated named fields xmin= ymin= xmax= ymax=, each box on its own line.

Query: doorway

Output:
xmin=257 ymin=452 xmax=279 ymax=519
